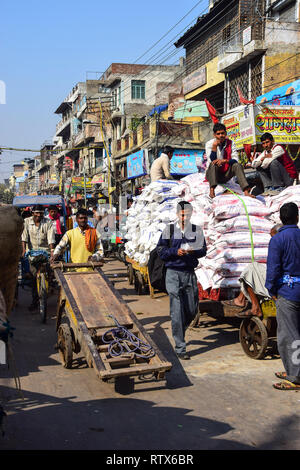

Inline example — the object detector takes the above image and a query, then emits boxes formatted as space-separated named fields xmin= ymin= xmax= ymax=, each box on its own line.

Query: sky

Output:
xmin=0 ymin=0 xmax=209 ymax=182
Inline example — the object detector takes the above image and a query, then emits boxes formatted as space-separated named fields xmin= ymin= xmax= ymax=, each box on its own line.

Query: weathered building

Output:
xmin=175 ymin=0 xmax=300 ymax=114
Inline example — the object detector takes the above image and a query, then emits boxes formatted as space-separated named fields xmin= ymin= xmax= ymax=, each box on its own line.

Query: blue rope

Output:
xmin=102 ymin=315 xmax=155 ymax=359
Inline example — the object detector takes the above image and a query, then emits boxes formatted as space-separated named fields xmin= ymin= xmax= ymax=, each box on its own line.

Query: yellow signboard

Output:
xmin=254 ymin=106 xmax=300 ymax=145
xmin=222 ymin=105 xmax=256 ymax=149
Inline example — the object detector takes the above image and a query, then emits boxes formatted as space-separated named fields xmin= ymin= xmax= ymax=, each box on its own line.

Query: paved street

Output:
xmin=0 ymin=258 xmax=299 ymax=450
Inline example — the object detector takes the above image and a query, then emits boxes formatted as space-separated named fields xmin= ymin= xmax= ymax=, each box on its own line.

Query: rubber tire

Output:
xmin=239 ymin=316 xmax=269 ymax=360
xmin=38 ymin=273 xmax=47 ymax=324
xmin=127 ymin=264 xmax=134 ymax=285
xmin=58 ymin=324 xmax=73 ymax=368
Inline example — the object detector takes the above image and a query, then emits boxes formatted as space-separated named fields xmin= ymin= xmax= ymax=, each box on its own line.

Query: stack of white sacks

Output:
xmin=180 ymin=173 xmax=273 ymax=291
xmin=124 ymin=180 xmax=186 ymax=266
xmin=124 ymin=174 xmax=299 ymax=292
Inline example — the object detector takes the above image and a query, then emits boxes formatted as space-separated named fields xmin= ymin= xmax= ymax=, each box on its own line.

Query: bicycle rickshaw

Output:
xmin=13 ymin=195 xmax=68 ymax=323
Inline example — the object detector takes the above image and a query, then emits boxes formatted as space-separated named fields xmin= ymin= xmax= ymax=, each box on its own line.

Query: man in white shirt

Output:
xmin=251 ymin=132 xmax=297 ymax=195
xmin=205 ymin=123 xmax=253 ymax=199
xmin=150 ymin=146 xmax=174 ymax=182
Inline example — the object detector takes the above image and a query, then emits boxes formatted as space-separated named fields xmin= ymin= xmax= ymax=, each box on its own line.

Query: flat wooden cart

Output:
xmin=52 ymin=262 xmax=172 ymax=386
xmin=126 ymin=256 xmax=155 ymax=298
xmin=198 ymin=298 xmax=277 ymax=360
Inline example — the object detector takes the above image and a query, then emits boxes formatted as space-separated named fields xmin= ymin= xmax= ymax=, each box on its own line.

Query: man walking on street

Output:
xmin=150 ymin=146 xmax=174 ymax=182
xmin=157 ymin=201 xmax=207 ymax=360
xmin=205 ymin=123 xmax=254 ymax=199
xmin=51 ymin=208 xmax=104 ymax=271
xmin=265 ymin=202 xmax=300 ymax=390
xmin=21 ymin=205 xmax=55 ymax=310
xmin=251 ymin=132 xmax=297 ymax=195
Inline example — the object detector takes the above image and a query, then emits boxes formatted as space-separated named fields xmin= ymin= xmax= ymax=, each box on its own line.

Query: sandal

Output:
xmin=273 ymin=380 xmax=300 ymax=390
xmin=275 ymin=372 xmax=287 ymax=380
xmin=222 ymin=299 xmax=246 ymax=309
xmin=235 ymin=310 xmax=253 ymax=318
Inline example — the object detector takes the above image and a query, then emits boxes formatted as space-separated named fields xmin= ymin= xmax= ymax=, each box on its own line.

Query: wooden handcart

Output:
xmin=52 ymin=262 xmax=172 ymax=387
xmin=199 ymin=297 xmax=277 ymax=360
xmin=126 ymin=256 xmax=155 ymax=298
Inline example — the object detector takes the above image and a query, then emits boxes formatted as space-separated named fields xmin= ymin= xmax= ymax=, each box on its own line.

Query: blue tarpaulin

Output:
xmin=149 ymin=104 xmax=168 ymax=116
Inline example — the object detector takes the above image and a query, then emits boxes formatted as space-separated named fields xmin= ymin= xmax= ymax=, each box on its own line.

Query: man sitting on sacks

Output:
xmin=250 ymin=132 xmax=298 ymax=196
xmin=150 ymin=146 xmax=174 ymax=182
xmin=222 ymin=223 xmax=282 ymax=318
xmin=205 ymin=123 xmax=254 ymax=199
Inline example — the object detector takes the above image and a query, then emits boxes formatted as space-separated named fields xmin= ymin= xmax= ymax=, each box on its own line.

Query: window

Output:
xmin=131 ymin=80 xmax=145 ymax=100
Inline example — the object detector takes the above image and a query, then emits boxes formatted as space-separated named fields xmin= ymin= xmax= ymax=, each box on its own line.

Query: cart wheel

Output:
xmin=127 ymin=264 xmax=134 ymax=285
xmin=239 ymin=316 xmax=269 ymax=359
xmin=58 ymin=324 xmax=73 ymax=368
xmin=134 ymin=271 xmax=144 ymax=295
xmin=38 ymin=273 xmax=48 ymax=324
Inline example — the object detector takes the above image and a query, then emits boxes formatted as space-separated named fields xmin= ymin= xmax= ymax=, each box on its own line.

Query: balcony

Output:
xmin=218 ymin=26 xmax=266 ymax=73
xmin=111 ymin=116 xmax=206 ymax=159
xmin=56 ymin=115 xmax=71 ymax=136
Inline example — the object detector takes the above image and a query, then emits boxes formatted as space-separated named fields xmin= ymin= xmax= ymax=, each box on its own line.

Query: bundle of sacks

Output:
xmin=264 ymin=185 xmax=300 ymax=225
xmin=124 ymin=180 xmax=185 ymax=266
xmin=124 ymin=173 xmax=283 ymax=294
xmin=195 ymin=193 xmax=273 ymax=290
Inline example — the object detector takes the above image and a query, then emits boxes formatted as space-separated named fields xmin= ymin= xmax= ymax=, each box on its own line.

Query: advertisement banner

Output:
xmin=126 ymin=150 xmax=146 ymax=179
xmin=71 ymin=176 xmax=92 ymax=190
xmin=254 ymin=105 xmax=300 ymax=145
xmin=170 ymin=149 xmax=204 ymax=175
xmin=256 ymin=79 xmax=300 ymax=106
xmin=222 ymin=105 xmax=256 ymax=149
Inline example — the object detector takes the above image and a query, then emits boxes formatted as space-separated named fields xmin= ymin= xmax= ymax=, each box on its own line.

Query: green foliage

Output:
xmin=129 ymin=115 xmax=142 ymax=131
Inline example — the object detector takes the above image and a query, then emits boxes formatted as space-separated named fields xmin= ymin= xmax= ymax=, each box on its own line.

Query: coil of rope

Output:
xmin=102 ymin=315 xmax=155 ymax=360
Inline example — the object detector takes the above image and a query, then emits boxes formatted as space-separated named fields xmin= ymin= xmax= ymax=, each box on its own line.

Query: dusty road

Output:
xmin=0 ymin=258 xmax=299 ymax=450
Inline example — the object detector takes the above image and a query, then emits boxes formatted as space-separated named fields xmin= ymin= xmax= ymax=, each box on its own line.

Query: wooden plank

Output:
xmin=99 ymin=362 xmax=172 ymax=380
xmin=63 ymin=272 xmax=133 ymax=329
xmin=54 ymin=269 xmax=106 ymax=374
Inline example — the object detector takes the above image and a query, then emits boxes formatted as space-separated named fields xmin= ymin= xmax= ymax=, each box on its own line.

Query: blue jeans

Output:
xmin=165 ymin=269 xmax=199 ymax=354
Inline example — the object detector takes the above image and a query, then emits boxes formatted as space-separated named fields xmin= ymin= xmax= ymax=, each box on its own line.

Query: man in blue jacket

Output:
xmin=157 ymin=201 xmax=207 ymax=360
xmin=265 ymin=202 xmax=300 ymax=390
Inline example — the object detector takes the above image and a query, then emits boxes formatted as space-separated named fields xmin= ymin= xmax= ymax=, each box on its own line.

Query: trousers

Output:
xmin=276 ymin=295 xmax=300 ymax=384
xmin=206 ymin=162 xmax=249 ymax=191
xmin=165 ymin=269 xmax=199 ymax=354
xmin=257 ymin=159 xmax=293 ymax=189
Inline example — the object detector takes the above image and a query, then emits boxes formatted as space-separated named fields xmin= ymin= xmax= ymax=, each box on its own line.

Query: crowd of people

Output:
xmin=18 ymin=124 xmax=300 ymax=391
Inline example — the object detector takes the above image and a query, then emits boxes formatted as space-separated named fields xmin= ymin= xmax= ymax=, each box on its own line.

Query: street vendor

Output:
xmin=51 ymin=208 xmax=104 ymax=271
xmin=205 ymin=123 xmax=254 ymax=199
xmin=222 ymin=224 xmax=282 ymax=317
xmin=21 ymin=204 xmax=55 ymax=311
xmin=265 ymin=202 xmax=300 ymax=391
xmin=150 ymin=146 xmax=174 ymax=182
xmin=157 ymin=201 xmax=207 ymax=360
xmin=251 ymin=133 xmax=297 ymax=195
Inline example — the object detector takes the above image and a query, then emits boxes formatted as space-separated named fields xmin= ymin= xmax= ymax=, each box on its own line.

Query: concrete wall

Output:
xmin=263 ymin=20 xmax=300 ymax=93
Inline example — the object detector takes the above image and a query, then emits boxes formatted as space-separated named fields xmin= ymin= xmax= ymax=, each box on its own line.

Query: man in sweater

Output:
xmin=150 ymin=146 xmax=174 ymax=182
xmin=265 ymin=202 xmax=300 ymax=390
xmin=205 ymin=123 xmax=254 ymax=199
xmin=157 ymin=201 xmax=207 ymax=360
xmin=251 ymin=133 xmax=298 ymax=195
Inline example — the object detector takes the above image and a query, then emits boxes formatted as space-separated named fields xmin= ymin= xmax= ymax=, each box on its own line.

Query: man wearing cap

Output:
xmin=21 ymin=205 xmax=55 ymax=310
